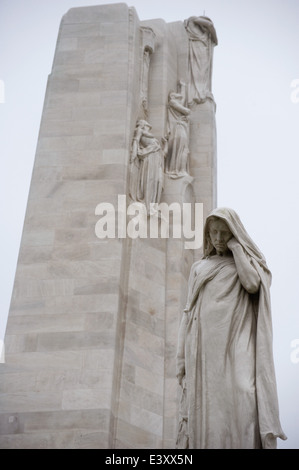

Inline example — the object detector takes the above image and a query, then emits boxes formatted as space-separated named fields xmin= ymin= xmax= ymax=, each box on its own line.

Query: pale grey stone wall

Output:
xmin=0 ymin=3 xmax=140 ymax=449
xmin=0 ymin=3 xmax=217 ymax=449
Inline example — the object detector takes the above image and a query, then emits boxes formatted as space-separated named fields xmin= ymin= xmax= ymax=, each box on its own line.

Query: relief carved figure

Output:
xmin=165 ymin=81 xmax=191 ymax=178
xmin=140 ymin=47 xmax=152 ymax=116
xmin=140 ymin=27 xmax=156 ymax=117
xmin=129 ymin=119 xmax=167 ymax=214
xmin=184 ymin=16 xmax=218 ymax=105
xmin=176 ymin=207 xmax=287 ymax=449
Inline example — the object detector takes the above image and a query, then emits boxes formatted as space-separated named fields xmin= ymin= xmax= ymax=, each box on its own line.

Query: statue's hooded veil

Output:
xmin=203 ymin=207 xmax=270 ymax=276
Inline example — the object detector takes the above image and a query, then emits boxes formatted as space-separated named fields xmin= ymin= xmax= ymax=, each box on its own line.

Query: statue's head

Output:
xmin=205 ymin=216 xmax=233 ymax=257
xmin=137 ymin=119 xmax=152 ymax=130
xmin=199 ymin=15 xmax=213 ymax=23
xmin=203 ymin=208 xmax=239 ymax=257
xmin=202 ymin=207 xmax=270 ymax=275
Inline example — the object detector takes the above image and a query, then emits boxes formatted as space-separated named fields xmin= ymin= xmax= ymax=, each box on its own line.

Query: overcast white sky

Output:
xmin=0 ymin=0 xmax=299 ymax=448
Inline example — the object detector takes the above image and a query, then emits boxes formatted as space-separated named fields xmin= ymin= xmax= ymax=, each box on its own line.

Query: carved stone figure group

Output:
xmin=129 ymin=82 xmax=191 ymax=213
xmin=129 ymin=16 xmax=219 ymax=212
xmin=129 ymin=119 xmax=167 ymax=214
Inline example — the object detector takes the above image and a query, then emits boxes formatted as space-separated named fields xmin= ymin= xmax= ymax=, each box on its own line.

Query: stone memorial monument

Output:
xmin=0 ymin=3 xmax=217 ymax=448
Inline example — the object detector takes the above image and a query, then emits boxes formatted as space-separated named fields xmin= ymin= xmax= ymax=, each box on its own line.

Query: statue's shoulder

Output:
xmin=190 ymin=259 xmax=205 ymax=276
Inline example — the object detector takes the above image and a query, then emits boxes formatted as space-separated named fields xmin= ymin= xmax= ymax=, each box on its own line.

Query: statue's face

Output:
xmin=208 ymin=219 xmax=232 ymax=255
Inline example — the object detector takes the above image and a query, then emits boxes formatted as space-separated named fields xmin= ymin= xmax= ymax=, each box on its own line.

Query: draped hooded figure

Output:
xmin=184 ymin=16 xmax=218 ymax=105
xmin=176 ymin=207 xmax=287 ymax=449
xmin=165 ymin=90 xmax=190 ymax=178
xmin=129 ymin=119 xmax=166 ymax=214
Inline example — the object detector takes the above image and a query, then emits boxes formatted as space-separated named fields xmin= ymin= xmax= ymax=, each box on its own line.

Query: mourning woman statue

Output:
xmin=129 ymin=119 xmax=167 ymax=214
xmin=176 ymin=207 xmax=287 ymax=449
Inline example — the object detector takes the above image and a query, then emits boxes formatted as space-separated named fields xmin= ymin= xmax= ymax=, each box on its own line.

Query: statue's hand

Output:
xmin=263 ymin=433 xmax=277 ymax=449
xmin=227 ymin=236 xmax=240 ymax=251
